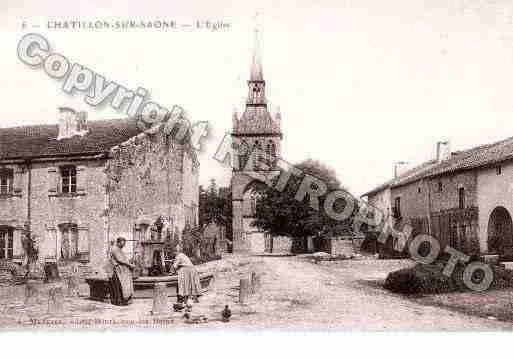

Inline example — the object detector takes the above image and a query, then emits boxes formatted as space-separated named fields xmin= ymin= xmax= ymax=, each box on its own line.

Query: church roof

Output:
xmin=232 ymin=107 xmax=281 ymax=135
xmin=0 ymin=118 xmax=143 ymax=161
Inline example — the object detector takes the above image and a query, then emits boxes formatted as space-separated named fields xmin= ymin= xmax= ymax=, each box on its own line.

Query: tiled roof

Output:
xmin=0 ymin=118 xmax=143 ymax=160
xmin=362 ymin=160 xmax=437 ymax=197
xmin=364 ymin=135 xmax=513 ymax=196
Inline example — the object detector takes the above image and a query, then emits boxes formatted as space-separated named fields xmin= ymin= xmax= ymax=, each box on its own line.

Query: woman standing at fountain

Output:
xmin=173 ymin=244 xmax=201 ymax=307
xmin=110 ymin=237 xmax=135 ymax=306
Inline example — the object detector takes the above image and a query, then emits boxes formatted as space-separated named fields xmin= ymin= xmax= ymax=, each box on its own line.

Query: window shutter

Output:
xmin=12 ymin=228 xmax=23 ymax=260
xmin=48 ymin=167 xmax=58 ymax=194
xmin=77 ymin=226 xmax=89 ymax=262
xmin=13 ymin=168 xmax=23 ymax=194
xmin=76 ymin=166 xmax=86 ymax=195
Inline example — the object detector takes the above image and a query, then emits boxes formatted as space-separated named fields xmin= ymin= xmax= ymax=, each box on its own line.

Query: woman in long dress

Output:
xmin=173 ymin=245 xmax=201 ymax=307
xmin=110 ymin=237 xmax=135 ymax=306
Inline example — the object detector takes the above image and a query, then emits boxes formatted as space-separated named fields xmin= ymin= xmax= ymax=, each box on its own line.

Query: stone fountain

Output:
xmin=85 ymin=216 xmax=213 ymax=301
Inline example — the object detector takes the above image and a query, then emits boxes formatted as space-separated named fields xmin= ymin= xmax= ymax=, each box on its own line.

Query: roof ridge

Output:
xmin=0 ymin=117 xmax=136 ymax=131
xmin=364 ymin=134 xmax=513 ymax=196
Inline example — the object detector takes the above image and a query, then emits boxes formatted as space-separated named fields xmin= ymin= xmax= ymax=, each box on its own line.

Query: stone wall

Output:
xmin=390 ymin=180 xmax=429 ymax=223
xmin=105 ymin=127 xmax=199 ymax=263
xmin=367 ymin=187 xmax=391 ymax=219
xmin=477 ymin=161 xmax=513 ymax=253
xmin=30 ymin=159 xmax=107 ymax=267
xmin=428 ymin=171 xmax=479 ymax=254
xmin=428 ymin=171 xmax=477 ymax=212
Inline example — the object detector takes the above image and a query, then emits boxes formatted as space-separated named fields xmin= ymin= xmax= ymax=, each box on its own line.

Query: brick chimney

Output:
xmin=436 ymin=141 xmax=451 ymax=162
xmin=394 ymin=161 xmax=409 ymax=178
xmin=57 ymin=107 xmax=89 ymax=140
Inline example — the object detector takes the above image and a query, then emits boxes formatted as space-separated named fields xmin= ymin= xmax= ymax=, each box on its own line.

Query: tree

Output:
xmin=252 ymin=159 xmax=358 ymax=253
xmin=198 ymin=179 xmax=233 ymax=241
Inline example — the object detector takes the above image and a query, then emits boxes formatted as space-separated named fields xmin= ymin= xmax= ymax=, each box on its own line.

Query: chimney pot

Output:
xmin=436 ymin=141 xmax=451 ymax=162
xmin=57 ymin=107 xmax=89 ymax=140
xmin=394 ymin=161 xmax=409 ymax=178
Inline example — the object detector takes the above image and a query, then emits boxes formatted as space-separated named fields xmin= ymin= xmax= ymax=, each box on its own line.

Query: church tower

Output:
xmin=231 ymin=26 xmax=282 ymax=253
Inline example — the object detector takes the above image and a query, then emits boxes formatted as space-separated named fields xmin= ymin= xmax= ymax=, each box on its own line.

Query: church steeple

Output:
xmin=249 ymin=28 xmax=263 ymax=82
xmin=247 ymin=25 xmax=266 ymax=107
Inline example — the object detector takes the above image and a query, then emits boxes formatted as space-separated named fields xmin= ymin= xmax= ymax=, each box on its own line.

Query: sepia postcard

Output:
xmin=3 ymin=0 xmax=513 ymax=340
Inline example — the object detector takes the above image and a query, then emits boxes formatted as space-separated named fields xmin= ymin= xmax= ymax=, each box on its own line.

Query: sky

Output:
xmin=2 ymin=0 xmax=513 ymax=196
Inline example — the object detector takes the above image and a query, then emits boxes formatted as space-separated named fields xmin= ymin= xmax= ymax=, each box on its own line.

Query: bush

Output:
xmin=384 ymin=261 xmax=513 ymax=295
xmin=384 ymin=263 xmax=453 ymax=295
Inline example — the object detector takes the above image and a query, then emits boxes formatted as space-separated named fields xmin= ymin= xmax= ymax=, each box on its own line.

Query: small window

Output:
xmin=60 ymin=165 xmax=77 ymax=194
xmin=458 ymin=187 xmax=465 ymax=209
xmin=60 ymin=224 xmax=78 ymax=260
xmin=394 ymin=197 xmax=401 ymax=218
xmin=438 ymin=181 xmax=443 ymax=192
xmin=496 ymin=166 xmax=502 ymax=175
xmin=0 ymin=227 xmax=13 ymax=260
xmin=418 ymin=187 xmax=421 ymax=194
xmin=0 ymin=168 xmax=13 ymax=195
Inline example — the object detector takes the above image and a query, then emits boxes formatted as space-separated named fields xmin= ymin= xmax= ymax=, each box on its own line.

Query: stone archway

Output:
xmin=487 ymin=206 xmax=513 ymax=259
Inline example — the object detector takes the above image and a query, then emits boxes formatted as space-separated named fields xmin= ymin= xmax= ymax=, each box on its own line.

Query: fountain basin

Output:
xmin=133 ymin=272 xmax=214 ymax=299
xmin=85 ymin=272 xmax=214 ymax=301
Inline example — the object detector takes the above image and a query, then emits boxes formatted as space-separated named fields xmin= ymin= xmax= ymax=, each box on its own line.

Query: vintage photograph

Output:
xmin=2 ymin=0 xmax=513 ymax=336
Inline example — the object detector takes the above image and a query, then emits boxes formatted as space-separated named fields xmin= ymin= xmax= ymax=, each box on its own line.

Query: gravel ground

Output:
xmin=1 ymin=255 xmax=512 ymax=330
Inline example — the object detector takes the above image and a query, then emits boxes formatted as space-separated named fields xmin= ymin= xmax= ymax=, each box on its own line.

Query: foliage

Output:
xmin=199 ymin=179 xmax=232 ymax=240
xmin=252 ymin=159 xmax=358 ymax=251
xmin=384 ymin=261 xmax=513 ymax=295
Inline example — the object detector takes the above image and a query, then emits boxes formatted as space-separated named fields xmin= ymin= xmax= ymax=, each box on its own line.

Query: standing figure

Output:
xmin=110 ymin=237 xmax=135 ymax=306
xmin=173 ymin=244 xmax=201 ymax=308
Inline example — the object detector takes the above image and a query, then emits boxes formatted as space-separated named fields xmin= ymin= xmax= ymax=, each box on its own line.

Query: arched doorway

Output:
xmin=487 ymin=206 xmax=513 ymax=259
xmin=241 ymin=181 xmax=267 ymax=253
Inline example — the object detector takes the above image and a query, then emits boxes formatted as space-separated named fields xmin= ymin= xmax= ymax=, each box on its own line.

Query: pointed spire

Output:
xmin=249 ymin=13 xmax=264 ymax=82
xmin=274 ymin=106 xmax=281 ymax=128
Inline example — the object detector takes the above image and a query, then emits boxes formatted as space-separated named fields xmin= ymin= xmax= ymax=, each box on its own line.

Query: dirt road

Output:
xmin=2 ymin=255 xmax=512 ymax=330
xmin=210 ymin=255 xmax=513 ymax=330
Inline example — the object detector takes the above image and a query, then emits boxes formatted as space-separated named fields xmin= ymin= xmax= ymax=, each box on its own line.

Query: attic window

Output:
xmin=496 ymin=166 xmax=502 ymax=175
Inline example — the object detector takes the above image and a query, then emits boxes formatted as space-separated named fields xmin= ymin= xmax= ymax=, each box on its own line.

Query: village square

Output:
xmin=5 ymin=7 xmax=513 ymax=332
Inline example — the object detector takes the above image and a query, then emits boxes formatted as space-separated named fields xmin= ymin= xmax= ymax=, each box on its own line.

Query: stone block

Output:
xmin=151 ymin=282 xmax=169 ymax=316
xmin=47 ymin=286 xmax=64 ymax=314
xmin=239 ymin=278 xmax=250 ymax=304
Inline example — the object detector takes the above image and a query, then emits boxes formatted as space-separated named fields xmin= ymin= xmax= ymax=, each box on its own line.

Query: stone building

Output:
xmin=363 ymin=138 xmax=513 ymax=260
xmin=0 ymin=107 xmax=199 ymax=271
xmin=231 ymin=28 xmax=283 ymax=253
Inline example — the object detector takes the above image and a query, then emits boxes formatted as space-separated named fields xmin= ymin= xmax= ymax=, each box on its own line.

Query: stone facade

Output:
xmin=0 ymin=112 xmax=199 ymax=273
xmin=366 ymin=187 xmax=391 ymax=220
xmin=365 ymin=142 xmax=499 ymax=257
xmin=106 ymin=125 xmax=199 ymax=269
xmin=374 ymin=170 xmax=479 ymax=255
